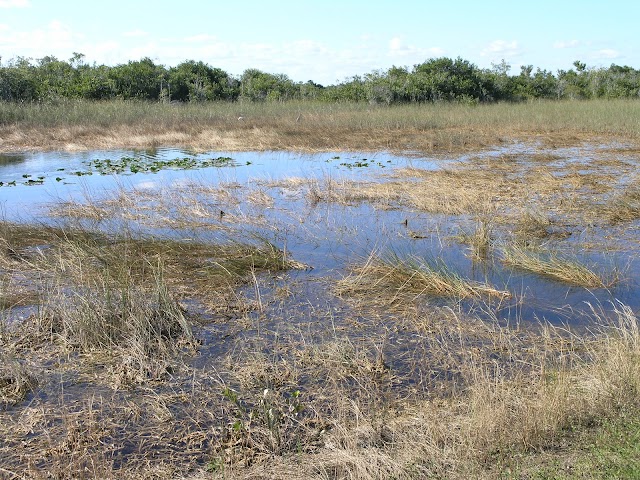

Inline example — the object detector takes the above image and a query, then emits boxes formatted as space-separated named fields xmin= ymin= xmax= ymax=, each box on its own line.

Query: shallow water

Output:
xmin=0 ymin=146 xmax=638 ymax=329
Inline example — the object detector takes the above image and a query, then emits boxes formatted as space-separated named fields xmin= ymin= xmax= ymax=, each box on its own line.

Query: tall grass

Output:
xmin=2 ymin=98 xmax=639 ymax=152
xmin=1 ymin=98 xmax=638 ymax=134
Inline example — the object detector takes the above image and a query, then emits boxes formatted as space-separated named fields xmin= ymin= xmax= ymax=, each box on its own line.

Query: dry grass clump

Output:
xmin=514 ymin=208 xmax=553 ymax=241
xmin=399 ymin=167 xmax=500 ymax=215
xmin=39 ymin=262 xmax=193 ymax=385
xmin=605 ymin=176 xmax=640 ymax=223
xmin=459 ymin=304 xmax=640 ymax=458
xmin=336 ymin=251 xmax=510 ymax=305
xmin=502 ymin=244 xmax=613 ymax=288
xmin=0 ymin=353 xmax=37 ymax=409
xmin=0 ymin=221 xmax=304 ymax=388
xmin=306 ymin=177 xmax=405 ymax=207
xmin=456 ymin=215 xmax=494 ymax=260
xmin=48 ymin=182 xmax=280 ymax=233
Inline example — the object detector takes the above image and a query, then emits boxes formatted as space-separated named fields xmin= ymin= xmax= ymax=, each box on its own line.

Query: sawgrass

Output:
xmin=2 ymin=99 xmax=639 ymax=153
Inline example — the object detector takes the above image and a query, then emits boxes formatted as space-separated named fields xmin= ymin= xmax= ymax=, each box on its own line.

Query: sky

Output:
xmin=0 ymin=0 xmax=638 ymax=85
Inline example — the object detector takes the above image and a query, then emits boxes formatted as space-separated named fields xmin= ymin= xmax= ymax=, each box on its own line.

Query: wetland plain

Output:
xmin=1 ymin=100 xmax=640 ymax=479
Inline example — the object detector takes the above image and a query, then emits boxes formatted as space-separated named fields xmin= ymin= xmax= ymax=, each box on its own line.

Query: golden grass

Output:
xmin=2 ymin=99 xmax=640 ymax=153
xmin=336 ymin=251 xmax=510 ymax=304
xmin=170 ymin=304 xmax=640 ymax=480
xmin=457 ymin=216 xmax=494 ymax=260
xmin=2 ymin=272 xmax=639 ymax=478
xmin=47 ymin=183 xmax=278 ymax=233
xmin=0 ymin=352 xmax=37 ymax=409
xmin=502 ymin=244 xmax=613 ymax=288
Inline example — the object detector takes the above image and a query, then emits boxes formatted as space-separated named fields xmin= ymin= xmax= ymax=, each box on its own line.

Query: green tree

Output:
xmin=168 ymin=61 xmax=238 ymax=102
xmin=108 ymin=58 xmax=166 ymax=100
xmin=240 ymin=69 xmax=298 ymax=101
xmin=0 ymin=57 xmax=38 ymax=101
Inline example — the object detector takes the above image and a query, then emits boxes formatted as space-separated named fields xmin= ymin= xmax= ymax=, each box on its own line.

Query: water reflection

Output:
xmin=0 ymin=153 xmax=27 ymax=166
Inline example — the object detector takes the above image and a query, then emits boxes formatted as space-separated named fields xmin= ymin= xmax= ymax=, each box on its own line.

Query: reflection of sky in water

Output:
xmin=0 ymin=147 xmax=637 ymax=327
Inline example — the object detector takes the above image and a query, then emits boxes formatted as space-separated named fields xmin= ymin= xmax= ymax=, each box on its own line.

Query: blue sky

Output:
xmin=0 ymin=0 xmax=637 ymax=85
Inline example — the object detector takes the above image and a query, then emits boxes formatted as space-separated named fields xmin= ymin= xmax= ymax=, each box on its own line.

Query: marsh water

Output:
xmin=1 ymin=146 xmax=638 ymax=331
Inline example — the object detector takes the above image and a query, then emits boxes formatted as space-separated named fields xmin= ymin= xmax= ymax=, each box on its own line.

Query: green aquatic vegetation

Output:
xmin=84 ymin=155 xmax=238 ymax=176
xmin=339 ymin=159 xmax=370 ymax=169
xmin=0 ymin=156 xmax=241 ymax=188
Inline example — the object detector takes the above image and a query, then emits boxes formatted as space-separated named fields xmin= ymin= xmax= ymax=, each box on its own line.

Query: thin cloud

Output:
xmin=592 ymin=48 xmax=620 ymax=60
xmin=0 ymin=0 xmax=30 ymax=7
xmin=388 ymin=37 xmax=444 ymax=59
xmin=0 ymin=20 xmax=76 ymax=53
xmin=553 ymin=40 xmax=580 ymax=49
xmin=183 ymin=34 xmax=218 ymax=43
xmin=123 ymin=29 xmax=148 ymax=38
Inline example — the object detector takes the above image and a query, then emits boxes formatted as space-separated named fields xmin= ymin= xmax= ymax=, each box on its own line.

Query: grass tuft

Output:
xmin=502 ymin=244 xmax=614 ymax=288
xmin=337 ymin=251 xmax=510 ymax=304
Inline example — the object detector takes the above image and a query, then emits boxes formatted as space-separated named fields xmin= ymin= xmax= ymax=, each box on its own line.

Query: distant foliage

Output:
xmin=1 ymin=54 xmax=639 ymax=104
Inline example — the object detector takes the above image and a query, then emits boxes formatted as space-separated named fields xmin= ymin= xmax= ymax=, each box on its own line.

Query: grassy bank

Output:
xmin=1 ymin=99 xmax=639 ymax=153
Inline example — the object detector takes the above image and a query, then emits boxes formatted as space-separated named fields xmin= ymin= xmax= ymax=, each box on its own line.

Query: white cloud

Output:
xmin=481 ymin=40 xmax=520 ymax=57
xmin=553 ymin=39 xmax=580 ymax=49
xmin=389 ymin=37 xmax=404 ymax=52
xmin=287 ymin=39 xmax=328 ymax=56
xmin=0 ymin=0 xmax=30 ymax=7
xmin=184 ymin=34 xmax=218 ymax=43
xmin=0 ymin=20 xmax=76 ymax=54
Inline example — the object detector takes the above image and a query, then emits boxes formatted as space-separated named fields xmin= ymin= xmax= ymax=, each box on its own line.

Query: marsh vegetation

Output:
xmin=0 ymin=99 xmax=639 ymax=479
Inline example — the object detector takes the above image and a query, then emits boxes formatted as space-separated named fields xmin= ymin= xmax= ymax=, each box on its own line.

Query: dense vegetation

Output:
xmin=1 ymin=53 xmax=639 ymax=104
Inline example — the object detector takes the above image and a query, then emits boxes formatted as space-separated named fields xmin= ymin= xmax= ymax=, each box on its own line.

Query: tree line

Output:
xmin=1 ymin=53 xmax=639 ymax=104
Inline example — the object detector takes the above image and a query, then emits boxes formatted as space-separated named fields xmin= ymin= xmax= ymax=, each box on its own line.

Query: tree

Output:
xmin=239 ymin=69 xmax=297 ymax=101
xmin=108 ymin=58 xmax=166 ymax=100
